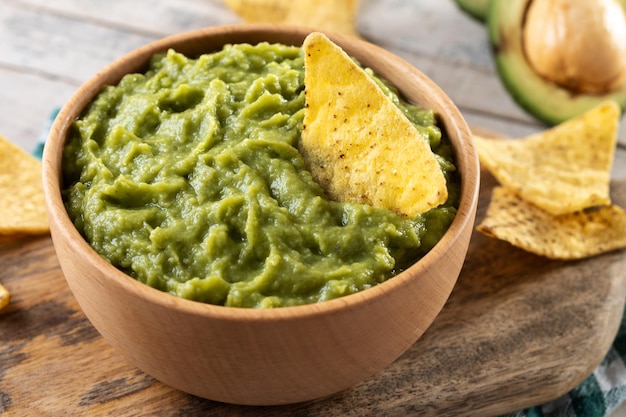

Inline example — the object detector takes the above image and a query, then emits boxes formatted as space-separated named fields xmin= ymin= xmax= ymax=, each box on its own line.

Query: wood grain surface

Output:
xmin=2 ymin=167 xmax=625 ymax=416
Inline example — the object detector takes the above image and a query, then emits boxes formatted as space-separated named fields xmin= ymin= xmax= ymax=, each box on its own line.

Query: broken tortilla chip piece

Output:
xmin=477 ymin=186 xmax=626 ymax=260
xmin=474 ymin=101 xmax=619 ymax=216
xmin=300 ymin=32 xmax=448 ymax=218
xmin=222 ymin=0 xmax=360 ymax=37
xmin=0 ymin=134 xmax=49 ymax=234
xmin=0 ymin=283 xmax=9 ymax=311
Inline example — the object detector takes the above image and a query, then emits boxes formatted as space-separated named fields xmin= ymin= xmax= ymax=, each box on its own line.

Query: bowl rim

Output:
xmin=42 ymin=23 xmax=479 ymax=322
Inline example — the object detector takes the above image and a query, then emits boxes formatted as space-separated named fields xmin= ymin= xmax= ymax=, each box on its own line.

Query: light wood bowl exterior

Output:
xmin=42 ymin=24 xmax=479 ymax=406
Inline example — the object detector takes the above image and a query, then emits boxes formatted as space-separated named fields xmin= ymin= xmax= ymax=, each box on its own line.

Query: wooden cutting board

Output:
xmin=1 ymin=158 xmax=625 ymax=417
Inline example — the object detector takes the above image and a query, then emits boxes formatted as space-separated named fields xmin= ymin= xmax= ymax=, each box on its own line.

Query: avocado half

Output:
xmin=454 ymin=0 xmax=490 ymax=22
xmin=488 ymin=0 xmax=626 ymax=125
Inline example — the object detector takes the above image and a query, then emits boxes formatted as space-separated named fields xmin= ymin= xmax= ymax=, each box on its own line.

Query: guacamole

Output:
xmin=63 ymin=42 xmax=459 ymax=308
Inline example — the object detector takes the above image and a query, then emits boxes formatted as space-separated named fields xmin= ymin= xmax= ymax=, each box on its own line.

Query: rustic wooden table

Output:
xmin=2 ymin=1 xmax=626 ymax=416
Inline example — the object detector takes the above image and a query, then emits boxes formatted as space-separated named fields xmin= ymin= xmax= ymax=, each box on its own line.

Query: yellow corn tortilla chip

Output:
xmin=300 ymin=32 xmax=448 ymax=217
xmin=222 ymin=0 xmax=289 ymax=24
xmin=477 ymin=186 xmax=626 ymax=260
xmin=284 ymin=0 xmax=360 ymax=37
xmin=474 ymin=101 xmax=619 ymax=215
xmin=0 ymin=134 xmax=49 ymax=234
xmin=222 ymin=0 xmax=360 ymax=37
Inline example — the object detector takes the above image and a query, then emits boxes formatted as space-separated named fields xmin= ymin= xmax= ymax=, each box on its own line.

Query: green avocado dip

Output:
xmin=62 ymin=42 xmax=459 ymax=308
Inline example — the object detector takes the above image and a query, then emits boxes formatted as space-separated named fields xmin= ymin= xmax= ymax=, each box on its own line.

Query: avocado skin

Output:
xmin=455 ymin=0 xmax=490 ymax=22
xmin=488 ymin=0 xmax=626 ymax=126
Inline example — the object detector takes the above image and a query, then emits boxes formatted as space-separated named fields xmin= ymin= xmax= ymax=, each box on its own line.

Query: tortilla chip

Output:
xmin=0 ymin=134 xmax=49 ymax=234
xmin=284 ymin=0 xmax=360 ymax=37
xmin=299 ymin=32 xmax=448 ymax=217
xmin=222 ymin=0 xmax=289 ymax=24
xmin=477 ymin=186 xmax=626 ymax=260
xmin=474 ymin=101 xmax=619 ymax=215
xmin=222 ymin=0 xmax=360 ymax=37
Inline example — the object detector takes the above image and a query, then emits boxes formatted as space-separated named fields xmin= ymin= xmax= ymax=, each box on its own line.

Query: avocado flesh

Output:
xmin=455 ymin=0 xmax=490 ymax=22
xmin=488 ymin=0 xmax=626 ymax=125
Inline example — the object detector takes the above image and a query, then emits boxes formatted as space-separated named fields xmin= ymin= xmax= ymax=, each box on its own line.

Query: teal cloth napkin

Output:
xmin=33 ymin=108 xmax=58 ymax=159
xmin=38 ymin=109 xmax=626 ymax=416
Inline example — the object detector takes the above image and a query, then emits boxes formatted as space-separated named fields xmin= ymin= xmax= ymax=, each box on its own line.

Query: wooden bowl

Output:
xmin=42 ymin=24 xmax=479 ymax=406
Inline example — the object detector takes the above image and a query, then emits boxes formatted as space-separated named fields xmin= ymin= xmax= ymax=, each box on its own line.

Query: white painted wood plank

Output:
xmin=0 ymin=3 xmax=157 ymax=83
xmin=0 ymin=68 xmax=76 ymax=153
xmin=11 ymin=0 xmax=241 ymax=37
xmin=358 ymin=0 xmax=493 ymax=71
xmin=10 ymin=0 xmax=241 ymax=37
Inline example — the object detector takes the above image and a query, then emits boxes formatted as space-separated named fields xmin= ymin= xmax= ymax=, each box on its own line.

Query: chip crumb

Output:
xmin=0 ymin=283 xmax=9 ymax=311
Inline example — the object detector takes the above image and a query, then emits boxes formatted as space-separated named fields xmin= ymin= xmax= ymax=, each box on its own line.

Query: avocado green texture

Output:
xmin=488 ymin=0 xmax=626 ymax=126
xmin=62 ymin=43 xmax=458 ymax=308
xmin=455 ymin=0 xmax=490 ymax=22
